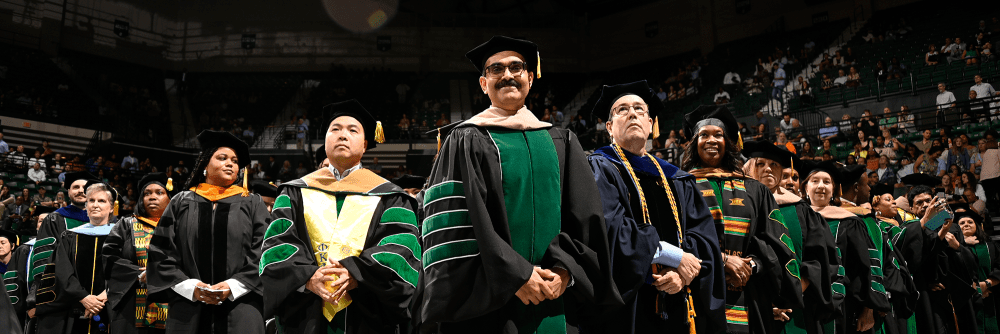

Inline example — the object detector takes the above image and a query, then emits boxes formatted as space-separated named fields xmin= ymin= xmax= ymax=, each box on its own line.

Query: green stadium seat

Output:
xmin=970 ymin=131 xmax=984 ymax=140
xmin=952 ymin=124 xmax=969 ymax=134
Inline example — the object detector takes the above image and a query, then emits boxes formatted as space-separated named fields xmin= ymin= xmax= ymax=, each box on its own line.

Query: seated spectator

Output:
xmin=747 ymin=77 xmax=765 ymax=95
xmin=967 ymin=90 xmax=989 ymax=122
xmin=839 ymin=114 xmax=855 ymax=138
xmin=819 ymin=117 xmax=840 ymax=142
xmin=964 ymin=47 xmax=979 ymax=65
xmin=675 ymin=83 xmax=687 ymax=99
xmin=435 ymin=113 xmax=449 ymax=127
xmin=0 ymin=133 xmax=7 ymax=157
xmin=27 ymin=150 xmax=46 ymax=169
xmin=595 ymin=117 xmax=609 ymax=145
xmin=656 ymin=86 xmax=667 ymax=101
xmin=821 ymin=151 xmax=834 ymax=161
xmin=32 ymin=187 xmax=52 ymax=205
xmin=723 ymin=71 xmax=741 ymax=91
xmin=775 ymin=132 xmax=796 ymax=154
xmin=667 ymin=85 xmax=679 ymax=101
xmin=858 ymin=109 xmax=879 ymax=138
xmin=878 ymin=107 xmax=898 ymax=135
xmin=714 ymin=87 xmax=730 ymax=104
xmin=833 ymin=69 xmax=849 ymax=86
xmin=845 ymin=67 xmax=861 ymax=87
xmin=832 ymin=50 xmax=846 ymax=68
xmin=28 ymin=162 xmax=47 ymax=184
xmin=753 ymin=123 xmax=770 ymax=142
xmin=971 ymin=138 xmax=988 ymax=175
xmin=6 ymin=146 xmax=27 ymax=169
xmin=242 ymin=125 xmax=255 ymax=142
xmin=898 ymin=105 xmax=915 ymax=133
xmin=888 ymin=57 xmax=907 ymax=79
xmin=787 ymin=119 xmax=806 ymax=143
xmin=817 ymin=53 xmax=832 ymax=72
xmin=914 ymin=145 xmax=946 ymax=176
xmin=295 ymin=162 xmax=309 ymax=178
xmin=925 ymin=44 xmax=941 ymax=65
xmin=800 ymin=141 xmax=817 ymax=161
xmin=821 ymin=74 xmax=835 ymax=91
xmin=874 ymin=60 xmax=888 ymax=83
xmin=877 ymin=130 xmax=902 ymax=159
xmin=779 ymin=114 xmax=795 ymax=132
xmin=844 ymin=47 xmax=857 ymax=65
xmin=982 ymin=42 xmax=994 ymax=62
xmin=862 ymin=30 xmax=875 ymax=43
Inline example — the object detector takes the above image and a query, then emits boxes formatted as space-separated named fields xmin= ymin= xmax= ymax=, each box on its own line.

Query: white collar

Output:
xmin=328 ymin=162 xmax=362 ymax=181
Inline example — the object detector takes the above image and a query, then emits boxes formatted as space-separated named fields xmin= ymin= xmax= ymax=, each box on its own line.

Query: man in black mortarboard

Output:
xmin=583 ymin=80 xmax=723 ymax=334
xmin=411 ymin=36 xmax=622 ymax=334
xmin=249 ymin=180 xmax=278 ymax=211
xmin=261 ymin=99 xmax=422 ymax=334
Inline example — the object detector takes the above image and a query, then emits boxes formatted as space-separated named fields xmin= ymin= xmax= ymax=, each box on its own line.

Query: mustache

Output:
xmin=495 ymin=79 xmax=521 ymax=90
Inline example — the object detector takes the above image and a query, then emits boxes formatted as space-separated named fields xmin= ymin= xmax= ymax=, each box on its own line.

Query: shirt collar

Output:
xmin=328 ymin=162 xmax=362 ymax=181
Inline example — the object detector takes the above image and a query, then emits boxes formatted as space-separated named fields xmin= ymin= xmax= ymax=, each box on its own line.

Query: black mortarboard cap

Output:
xmin=684 ymin=105 xmax=742 ymax=150
xmin=137 ymin=172 xmax=171 ymax=193
xmin=250 ymin=180 xmax=278 ymax=198
xmin=324 ymin=99 xmax=384 ymax=149
xmin=800 ymin=160 xmax=842 ymax=186
xmin=315 ymin=145 xmax=327 ymax=165
xmin=590 ymin=80 xmax=664 ymax=123
xmin=839 ymin=164 xmax=868 ymax=186
xmin=742 ymin=140 xmax=795 ymax=168
xmin=32 ymin=205 xmax=58 ymax=215
xmin=197 ymin=130 xmax=251 ymax=169
xmin=0 ymin=229 xmax=18 ymax=244
xmin=953 ymin=207 xmax=982 ymax=224
xmin=392 ymin=174 xmax=427 ymax=190
xmin=900 ymin=173 xmax=941 ymax=188
xmin=465 ymin=36 xmax=540 ymax=78
xmin=62 ymin=171 xmax=100 ymax=190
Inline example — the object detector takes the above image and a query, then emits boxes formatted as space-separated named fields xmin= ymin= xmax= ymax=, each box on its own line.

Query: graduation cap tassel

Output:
xmin=436 ymin=129 xmax=442 ymax=152
xmin=536 ymin=52 xmax=542 ymax=79
xmin=113 ymin=200 xmax=119 ymax=216
xmin=242 ymin=168 xmax=249 ymax=197
xmin=374 ymin=121 xmax=385 ymax=144
xmin=652 ymin=116 xmax=660 ymax=139
xmin=166 ymin=178 xmax=174 ymax=192
xmin=687 ymin=288 xmax=697 ymax=334
xmin=737 ymin=132 xmax=744 ymax=150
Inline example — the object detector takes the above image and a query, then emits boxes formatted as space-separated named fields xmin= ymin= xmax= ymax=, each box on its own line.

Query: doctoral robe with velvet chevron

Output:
xmin=260 ymin=167 xmax=421 ymax=334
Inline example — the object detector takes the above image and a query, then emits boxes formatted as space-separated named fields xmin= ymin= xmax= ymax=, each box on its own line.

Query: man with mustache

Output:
xmin=583 ymin=81 xmax=723 ymax=334
xmin=412 ymin=36 xmax=621 ymax=333
xmin=261 ymin=100 xmax=422 ymax=333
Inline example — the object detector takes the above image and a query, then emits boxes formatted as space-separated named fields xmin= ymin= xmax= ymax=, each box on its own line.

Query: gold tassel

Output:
xmin=790 ymin=158 xmax=794 ymax=170
xmin=536 ymin=52 xmax=542 ymax=79
xmin=737 ymin=132 xmax=744 ymax=150
xmin=652 ymin=116 xmax=660 ymax=139
xmin=436 ymin=129 xmax=442 ymax=152
xmin=114 ymin=200 xmax=119 ymax=216
xmin=687 ymin=287 xmax=697 ymax=334
xmin=242 ymin=168 xmax=249 ymax=197
xmin=374 ymin=121 xmax=385 ymax=144
xmin=166 ymin=178 xmax=174 ymax=192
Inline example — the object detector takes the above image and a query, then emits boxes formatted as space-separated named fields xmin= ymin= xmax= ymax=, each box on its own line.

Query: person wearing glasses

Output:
xmin=412 ymin=36 xmax=622 ymax=334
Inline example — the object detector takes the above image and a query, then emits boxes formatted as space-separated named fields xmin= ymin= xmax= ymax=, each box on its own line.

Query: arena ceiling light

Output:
xmin=322 ymin=0 xmax=398 ymax=33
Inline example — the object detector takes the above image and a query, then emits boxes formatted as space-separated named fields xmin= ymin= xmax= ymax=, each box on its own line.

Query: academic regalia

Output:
xmin=891 ymin=214 xmax=952 ymax=334
xmin=587 ymin=146 xmax=725 ymax=334
xmin=104 ymin=216 xmax=166 ymax=334
xmin=31 ymin=172 xmax=100 ymax=298
xmin=261 ymin=167 xmax=420 ymax=334
xmin=261 ymin=99 xmax=419 ymax=334
xmin=146 ymin=130 xmax=267 ymax=334
xmin=411 ymin=113 xmax=622 ymax=333
xmin=1 ymin=272 xmax=21 ymax=334
xmin=953 ymin=209 xmax=1000 ymax=334
xmin=3 ymin=237 xmax=34 ymax=327
xmin=36 ymin=223 xmax=114 ymax=334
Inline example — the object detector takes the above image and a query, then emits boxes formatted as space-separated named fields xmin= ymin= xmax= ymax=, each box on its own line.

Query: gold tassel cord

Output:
xmin=652 ymin=116 xmax=661 ymax=139
xmin=166 ymin=178 xmax=174 ymax=192
xmin=536 ymin=52 xmax=542 ymax=79
xmin=242 ymin=168 xmax=249 ymax=197
xmin=374 ymin=121 xmax=385 ymax=144
xmin=436 ymin=129 xmax=442 ymax=152
xmin=687 ymin=287 xmax=698 ymax=334
xmin=114 ymin=200 xmax=119 ymax=216
xmin=737 ymin=132 xmax=744 ymax=150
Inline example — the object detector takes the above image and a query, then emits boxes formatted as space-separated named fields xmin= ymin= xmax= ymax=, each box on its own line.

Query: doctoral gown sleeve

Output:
xmin=103 ymin=220 xmax=142 ymax=312
xmin=259 ymin=186 xmax=318 ymax=320
xmin=586 ymin=155 xmax=658 ymax=305
xmin=37 ymin=232 xmax=88 ymax=315
xmin=228 ymin=194 xmax=268 ymax=295
xmin=413 ymin=127 xmax=536 ymax=325
xmin=797 ymin=204 xmax=841 ymax=323
xmin=147 ymin=192 xmax=193 ymax=297
xmin=746 ymin=183 xmax=803 ymax=309
xmin=837 ymin=218 xmax=892 ymax=314
xmin=339 ymin=193 xmax=421 ymax=323
xmin=881 ymin=224 xmax=918 ymax=319
xmin=29 ymin=214 xmax=63 ymax=295
xmin=542 ymin=128 xmax=623 ymax=317
xmin=0 ymin=277 xmax=21 ymax=334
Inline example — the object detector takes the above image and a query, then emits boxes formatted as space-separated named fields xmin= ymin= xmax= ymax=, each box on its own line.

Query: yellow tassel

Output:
xmin=374 ymin=121 xmax=385 ymax=144
xmin=737 ymin=132 xmax=744 ymax=150
xmin=790 ymin=158 xmax=794 ymax=170
xmin=242 ymin=168 xmax=249 ymax=197
xmin=114 ymin=200 xmax=119 ymax=216
xmin=166 ymin=178 xmax=174 ymax=192
xmin=687 ymin=287 xmax=697 ymax=334
xmin=436 ymin=129 xmax=442 ymax=152
xmin=536 ymin=52 xmax=542 ymax=79
xmin=652 ymin=116 xmax=660 ymax=139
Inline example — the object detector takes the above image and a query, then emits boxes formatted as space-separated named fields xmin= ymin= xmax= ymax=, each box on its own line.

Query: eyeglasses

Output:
xmin=612 ymin=104 xmax=649 ymax=117
xmin=484 ymin=61 xmax=526 ymax=78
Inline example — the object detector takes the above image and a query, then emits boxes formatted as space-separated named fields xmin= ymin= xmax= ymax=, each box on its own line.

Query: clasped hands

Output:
xmin=79 ymin=290 xmax=107 ymax=318
xmin=724 ymin=253 xmax=754 ymax=288
xmin=306 ymin=261 xmax=358 ymax=304
xmin=515 ymin=267 xmax=571 ymax=305
xmin=193 ymin=281 xmax=232 ymax=305
xmin=653 ymin=252 xmax=702 ymax=294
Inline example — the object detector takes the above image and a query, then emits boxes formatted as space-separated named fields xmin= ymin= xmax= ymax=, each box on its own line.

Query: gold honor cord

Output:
xmin=611 ymin=143 xmax=696 ymax=332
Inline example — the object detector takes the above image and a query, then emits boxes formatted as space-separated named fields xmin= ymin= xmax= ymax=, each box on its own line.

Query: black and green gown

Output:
xmin=411 ymin=118 xmax=622 ymax=333
xmin=30 ymin=205 xmax=91 ymax=299
xmin=585 ymin=145 xmax=725 ymax=334
xmin=35 ymin=223 xmax=113 ymax=334
xmin=1 ymin=271 xmax=21 ymax=334
xmin=3 ymin=238 xmax=35 ymax=328
xmin=958 ymin=237 xmax=1000 ymax=334
xmin=146 ymin=185 xmax=269 ymax=334
xmin=771 ymin=192 xmax=842 ymax=334
xmin=103 ymin=216 xmax=168 ymax=334
xmin=890 ymin=210 xmax=952 ymax=334
xmin=260 ymin=167 xmax=421 ymax=334
xmin=689 ymin=169 xmax=803 ymax=334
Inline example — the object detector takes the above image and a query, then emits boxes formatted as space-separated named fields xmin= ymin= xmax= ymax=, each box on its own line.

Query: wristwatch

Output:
xmin=749 ymin=259 xmax=758 ymax=274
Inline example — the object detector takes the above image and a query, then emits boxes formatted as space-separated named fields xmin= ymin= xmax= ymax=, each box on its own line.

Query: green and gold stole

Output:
xmin=134 ymin=217 xmax=168 ymax=329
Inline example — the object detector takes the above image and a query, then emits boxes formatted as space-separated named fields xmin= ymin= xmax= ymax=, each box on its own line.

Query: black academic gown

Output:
xmin=823 ymin=209 xmax=893 ymax=334
xmin=892 ymin=217 xmax=951 ymax=334
xmin=411 ymin=125 xmax=622 ymax=333
xmin=30 ymin=206 xmax=91 ymax=297
xmin=103 ymin=216 xmax=166 ymax=334
xmin=1 ymin=274 xmax=22 ymax=334
xmin=146 ymin=190 xmax=268 ymax=334
xmin=36 ymin=224 xmax=112 ymax=334
xmin=260 ymin=168 xmax=421 ymax=334
xmin=873 ymin=219 xmax=919 ymax=334
xmin=775 ymin=198 xmax=842 ymax=334
xmin=957 ymin=237 xmax=1000 ymax=334
xmin=3 ymin=241 xmax=33 ymax=328
xmin=691 ymin=172 xmax=804 ymax=334
xmin=585 ymin=147 xmax=725 ymax=334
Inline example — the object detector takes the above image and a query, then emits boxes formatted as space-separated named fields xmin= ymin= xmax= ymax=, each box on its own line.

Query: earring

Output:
xmin=203 ymin=170 xmax=207 ymax=176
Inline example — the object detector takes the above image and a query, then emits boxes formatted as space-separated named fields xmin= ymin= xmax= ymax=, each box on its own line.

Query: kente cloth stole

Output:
xmin=489 ymin=128 xmax=567 ymax=334
xmin=971 ymin=244 xmax=999 ymax=334
xmin=695 ymin=176 xmax=753 ymax=333
xmin=301 ymin=188 xmax=379 ymax=322
xmin=134 ymin=217 xmax=168 ymax=329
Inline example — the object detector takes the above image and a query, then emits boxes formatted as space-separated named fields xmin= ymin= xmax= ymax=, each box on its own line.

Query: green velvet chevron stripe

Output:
xmin=259 ymin=244 xmax=298 ymax=275
xmin=870 ymin=266 xmax=884 ymax=277
xmin=273 ymin=195 xmax=292 ymax=210
xmin=769 ymin=209 xmax=788 ymax=229
xmin=423 ymin=239 xmax=479 ymax=268
xmin=424 ymin=181 xmax=465 ymax=205
xmin=377 ymin=233 xmax=421 ymax=260
xmin=380 ymin=207 xmax=418 ymax=229
xmin=871 ymin=281 xmax=887 ymax=294
xmin=832 ymin=282 xmax=846 ymax=295
xmin=264 ymin=218 xmax=293 ymax=241
xmin=838 ymin=265 xmax=846 ymax=276
xmin=372 ymin=252 xmax=419 ymax=286
xmin=422 ymin=210 xmax=471 ymax=237
xmin=786 ymin=259 xmax=801 ymax=279
xmin=64 ymin=217 xmax=87 ymax=230
xmin=780 ymin=234 xmax=796 ymax=255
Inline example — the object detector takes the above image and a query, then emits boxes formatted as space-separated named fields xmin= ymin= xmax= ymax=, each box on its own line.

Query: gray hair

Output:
xmin=85 ymin=183 xmax=114 ymax=202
